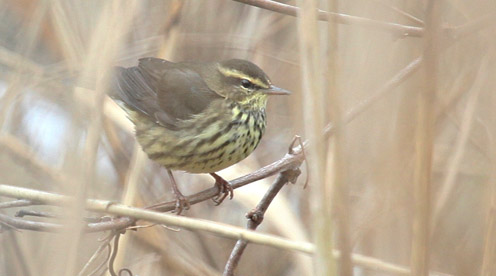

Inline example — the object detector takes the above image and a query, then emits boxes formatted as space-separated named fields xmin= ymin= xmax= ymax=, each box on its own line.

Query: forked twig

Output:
xmin=223 ymin=168 xmax=301 ymax=276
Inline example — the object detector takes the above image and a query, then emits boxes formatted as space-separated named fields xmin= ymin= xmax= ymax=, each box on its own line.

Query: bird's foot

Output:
xmin=172 ymin=191 xmax=190 ymax=215
xmin=167 ymin=169 xmax=191 ymax=215
xmin=210 ymin=173 xmax=233 ymax=205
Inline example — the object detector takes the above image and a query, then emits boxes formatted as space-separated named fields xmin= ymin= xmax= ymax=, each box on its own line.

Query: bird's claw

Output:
xmin=173 ymin=193 xmax=190 ymax=215
xmin=210 ymin=173 xmax=233 ymax=205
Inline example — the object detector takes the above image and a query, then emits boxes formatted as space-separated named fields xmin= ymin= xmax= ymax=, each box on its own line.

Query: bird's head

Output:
xmin=211 ymin=59 xmax=290 ymax=109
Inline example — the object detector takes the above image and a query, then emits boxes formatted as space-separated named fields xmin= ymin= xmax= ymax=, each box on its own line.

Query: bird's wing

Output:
xmin=110 ymin=57 xmax=223 ymax=129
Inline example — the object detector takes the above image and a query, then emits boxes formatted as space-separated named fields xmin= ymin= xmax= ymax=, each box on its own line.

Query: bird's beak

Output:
xmin=261 ymin=85 xmax=291 ymax=95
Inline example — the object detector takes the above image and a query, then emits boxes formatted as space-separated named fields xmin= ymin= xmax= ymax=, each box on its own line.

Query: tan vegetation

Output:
xmin=0 ymin=0 xmax=495 ymax=275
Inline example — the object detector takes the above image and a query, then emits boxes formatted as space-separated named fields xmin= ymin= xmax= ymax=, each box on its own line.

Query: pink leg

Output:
xmin=167 ymin=169 xmax=190 ymax=214
xmin=210 ymin=172 xmax=234 ymax=205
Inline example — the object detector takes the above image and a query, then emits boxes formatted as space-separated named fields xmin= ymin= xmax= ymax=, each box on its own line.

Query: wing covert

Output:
xmin=110 ymin=58 xmax=223 ymax=129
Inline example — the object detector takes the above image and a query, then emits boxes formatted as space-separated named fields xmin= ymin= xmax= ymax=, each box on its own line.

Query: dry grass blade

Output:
xmin=410 ymin=1 xmax=439 ymax=275
xmin=296 ymin=0 xmax=336 ymax=275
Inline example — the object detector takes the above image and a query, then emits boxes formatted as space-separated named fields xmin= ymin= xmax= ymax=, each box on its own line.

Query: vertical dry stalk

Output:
xmin=482 ymin=127 xmax=496 ymax=275
xmin=0 ymin=0 xmax=48 ymax=129
xmin=107 ymin=16 xmax=182 ymax=272
xmin=45 ymin=2 xmax=139 ymax=275
xmin=49 ymin=0 xmax=85 ymax=70
xmin=480 ymin=43 xmax=496 ymax=276
xmin=296 ymin=0 xmax=336 ymax=275
xmin=325 ymin=0 xmax=352 ymax=275
xmin=482 ymin=172 xmax=496 ymax=273
xmin=410 ymin=1 xmax=440 ymax=275
xmin=431 ymin=58 xmax=488 ymax=227
xmin=107 ymin=143 xmax=147 ymax=275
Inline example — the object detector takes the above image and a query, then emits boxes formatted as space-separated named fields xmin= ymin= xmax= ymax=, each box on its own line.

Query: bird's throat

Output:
xmin=235 ymin=94 xmax=268 ymax=111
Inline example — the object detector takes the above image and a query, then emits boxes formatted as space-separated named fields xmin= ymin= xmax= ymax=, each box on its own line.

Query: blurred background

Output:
xmin=0 ymin=0 xmax=495 ymax=275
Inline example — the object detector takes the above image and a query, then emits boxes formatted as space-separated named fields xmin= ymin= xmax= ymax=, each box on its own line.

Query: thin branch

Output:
xmin=110 ymin=142 xmax=147 ymax=271
xmin=0 ymin=183 xmax=315 ymax=255
xmin=0 ymin=199 xmax=37 ymax=209
xmin=223 ymin=168 xmax=301 ymax=276
xmin=107 ymin=234 xmax=122 ymax=275
xmin=86 ymin=217 xmax=135 ymax=233
xmin=108 ymin=232 xmax=131 ymax=276
xmin=0 ymin=213 xmax=61 ymax=232
xmin=4 ymin=231 xmax=35 ymax=276
xmin=148 ymin=148 xmax=305 ymax=212
xmin=15 ymin=210 xmax=55 ymax=218
xmin=431 ymin=57 xmax=489 ymax=229
xmin=235 ymin=0 xmax=496 ymax=42
xmin=0 ymin=133 xmax=68 ymax=186
xmin=87 ymin=244 xmax=111 ymax=276
xmin=373 ymin=0 xmax=424 ymax=26
xmin=324 ymin=56 xmax=422 ymax=137
xmin=77 ymin=234 xmax=113 ymax=276
xmin=233 ymin=0 xmax=423 ymax=37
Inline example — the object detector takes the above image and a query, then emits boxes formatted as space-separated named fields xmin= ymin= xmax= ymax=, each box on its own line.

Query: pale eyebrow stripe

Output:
xmin=217 ymin=66 xmax=270 ymax=88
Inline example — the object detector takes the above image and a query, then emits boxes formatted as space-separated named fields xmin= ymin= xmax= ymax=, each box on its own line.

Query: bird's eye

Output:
xmin=241 ymin=79 xmax=253 ymax=89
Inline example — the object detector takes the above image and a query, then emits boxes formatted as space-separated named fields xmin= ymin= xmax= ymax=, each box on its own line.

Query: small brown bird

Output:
xmin=110 ymin=57 xmax=290 ymax=213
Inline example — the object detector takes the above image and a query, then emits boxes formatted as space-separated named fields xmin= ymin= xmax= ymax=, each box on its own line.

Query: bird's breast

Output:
xmin=136 ymin=101 xmax=267 ymax=173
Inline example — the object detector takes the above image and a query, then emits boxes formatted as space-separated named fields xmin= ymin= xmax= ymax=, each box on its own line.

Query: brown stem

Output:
xmin=223 ymin=168 xmax=301 ymax=276
xmin=233 ymin=0 xmax=423 ymax=37
xmin=148 ymin=148 xmax=304 ymax=212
